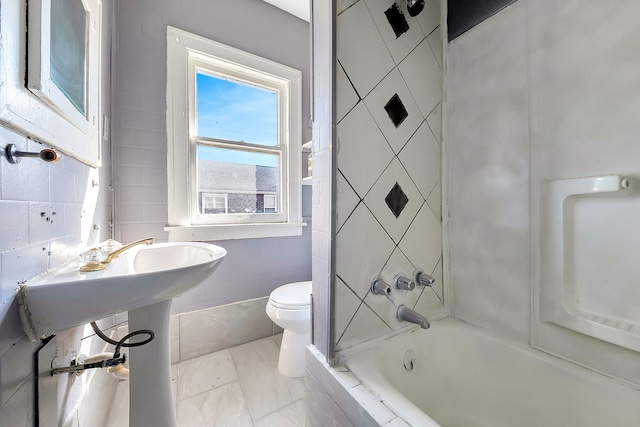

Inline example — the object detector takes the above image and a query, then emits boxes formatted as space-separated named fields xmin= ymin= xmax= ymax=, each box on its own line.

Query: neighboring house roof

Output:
xmin=198 ymin=159 xmax=278 ymax=193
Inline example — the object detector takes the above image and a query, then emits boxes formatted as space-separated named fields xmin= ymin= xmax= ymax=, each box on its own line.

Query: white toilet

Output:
xmin=265 ymin=281 xmax=312 ymax=378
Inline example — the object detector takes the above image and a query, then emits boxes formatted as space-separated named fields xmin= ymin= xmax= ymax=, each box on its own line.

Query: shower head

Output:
xmin=406 ymin=0 xmax=425 ymax=17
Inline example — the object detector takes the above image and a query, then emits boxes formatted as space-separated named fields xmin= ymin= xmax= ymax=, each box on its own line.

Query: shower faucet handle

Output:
xmin=414 ymin=269 xmax=435 ymax=287
xmin=394 ymin=274 xmax=415 ymax=291
xmin=371 ymin=277 xmax=392 ymax=296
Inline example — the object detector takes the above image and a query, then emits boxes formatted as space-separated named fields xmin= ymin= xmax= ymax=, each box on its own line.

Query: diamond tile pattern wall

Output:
xmin=335 ymin=0 xmax=443 ymax=351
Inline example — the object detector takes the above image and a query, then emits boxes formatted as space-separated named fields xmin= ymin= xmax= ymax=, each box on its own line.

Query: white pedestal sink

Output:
xmin=16 ymin=241 xmax=227 ymax=427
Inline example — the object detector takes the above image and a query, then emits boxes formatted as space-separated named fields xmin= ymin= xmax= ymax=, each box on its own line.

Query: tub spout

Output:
xmin=397 ymin=305 xmax=430 ymax=329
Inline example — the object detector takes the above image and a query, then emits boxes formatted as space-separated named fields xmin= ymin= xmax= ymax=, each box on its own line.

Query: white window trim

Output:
xmin=0 ymin=0 xmax=102 ymax=166
xmin=166 ymin=26 xmax=304 ymax=241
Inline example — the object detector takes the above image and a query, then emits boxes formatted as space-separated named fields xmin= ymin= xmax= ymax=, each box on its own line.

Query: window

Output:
xmin=201 ymin=193 xmax=228 ymax=215
xmin=166 ymin=27 xmax=304 ymax=241
xmin=264 ymin=195 xmax=277 ymax=213
xmin=0 ymin=0 xmax=102 ymax=166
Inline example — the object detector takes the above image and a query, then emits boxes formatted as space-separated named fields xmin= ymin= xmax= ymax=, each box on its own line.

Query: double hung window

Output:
xmin=166 ymin=27 xmax=303 ymax=241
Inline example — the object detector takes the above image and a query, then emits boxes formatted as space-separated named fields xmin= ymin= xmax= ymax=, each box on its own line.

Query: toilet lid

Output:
xmin=269 ymin=281 xmax=312 ymax=309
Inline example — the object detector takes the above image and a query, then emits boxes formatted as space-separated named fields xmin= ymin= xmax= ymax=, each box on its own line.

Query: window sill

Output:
xmin=165 ymin=222 xmax=307 ymax=242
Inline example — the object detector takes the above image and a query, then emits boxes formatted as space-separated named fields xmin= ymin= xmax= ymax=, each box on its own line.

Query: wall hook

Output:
xmin=4 ymin=143 xmax=60 ymax=164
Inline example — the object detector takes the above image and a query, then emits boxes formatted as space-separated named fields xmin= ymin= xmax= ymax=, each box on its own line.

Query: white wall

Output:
xmin=0 ymin=1 xmax=114 ymax=425
xmin=333 ymin=0 xmax=444 ymax=352
xmin=447 ymin=0 xmax=640 ymax=384
xmin=112 ymin=0 xmax=312 ymax=314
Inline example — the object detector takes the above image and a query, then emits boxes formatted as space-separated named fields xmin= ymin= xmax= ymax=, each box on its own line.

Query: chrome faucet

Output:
xmin=371 ymin=277 xmax=392 ymax=296
xmin=414 ymin=269 xmax=435 ymax=287
xmin=397 ymin=305 xmax=430 ymax=329
xmin=80 ymin=237 xmax=154 ymax=272
xmin=394 ymin=274 xmax=415 ymax=291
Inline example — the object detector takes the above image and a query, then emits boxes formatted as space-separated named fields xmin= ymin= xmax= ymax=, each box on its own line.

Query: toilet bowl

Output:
xmin=266 ymin=281 xmax=312 ymax=378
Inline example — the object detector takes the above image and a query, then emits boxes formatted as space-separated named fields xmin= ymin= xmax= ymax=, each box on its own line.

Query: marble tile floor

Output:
xmin=105 ymin=333 xmax=306 ymax=426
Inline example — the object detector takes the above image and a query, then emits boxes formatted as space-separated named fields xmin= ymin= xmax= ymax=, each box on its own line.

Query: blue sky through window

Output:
xmin=197 ymin=72 xmax=277 ymax=145
xmin=197 ymin=72 xmax=278 ymax=167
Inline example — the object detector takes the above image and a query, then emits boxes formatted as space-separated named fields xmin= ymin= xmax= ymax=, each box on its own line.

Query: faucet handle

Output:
xmin=371 ymin=277 xmax=392 ymax=296
xmin=394 ymin=274 xmax=415 ymax=291
xmin=79 ymin=247 xmax=108 ymax=263
xmin=414 ymin=269 xmax=435 ymax=287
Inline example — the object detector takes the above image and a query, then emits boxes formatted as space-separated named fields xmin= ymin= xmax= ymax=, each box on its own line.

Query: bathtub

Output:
xmin=345 ymin=318 xmax=640 ymax=427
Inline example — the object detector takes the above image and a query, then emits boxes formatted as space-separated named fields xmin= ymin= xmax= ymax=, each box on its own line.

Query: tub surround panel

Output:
xmin=335 ymin=0 xmax=444 ymax=352
xmin=447 ymin=0 xmax=531 ymax=344
xmin=448 ymin=0 xmax=640 ymax=383
xmin=528 ymin=0 xmax=640 ymax=382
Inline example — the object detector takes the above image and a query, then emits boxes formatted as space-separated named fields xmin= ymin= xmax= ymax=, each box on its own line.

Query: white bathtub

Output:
xmin=346 ymin=318 xmax=640 ymax=427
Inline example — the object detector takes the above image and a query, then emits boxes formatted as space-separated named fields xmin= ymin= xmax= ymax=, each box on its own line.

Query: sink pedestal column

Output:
xmin=128 ymin=300 xmax=176 ymax=427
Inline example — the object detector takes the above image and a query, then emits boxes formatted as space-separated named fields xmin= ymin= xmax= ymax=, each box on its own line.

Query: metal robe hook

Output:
xmin=4 ymin=143 xmax=60 ymax=164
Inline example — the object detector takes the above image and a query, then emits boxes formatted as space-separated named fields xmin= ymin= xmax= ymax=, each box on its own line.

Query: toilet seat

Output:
xmin=268 ymin=281 xmax=312 ymax=310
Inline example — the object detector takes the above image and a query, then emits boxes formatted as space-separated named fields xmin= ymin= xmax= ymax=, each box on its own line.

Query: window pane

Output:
xmin=50 ymin=0 xmax=87 ymax=115
xmin=197 ymin=145 xmax=279 ymax=215
xmin=196 ymin=72 xmax=278 ymax=146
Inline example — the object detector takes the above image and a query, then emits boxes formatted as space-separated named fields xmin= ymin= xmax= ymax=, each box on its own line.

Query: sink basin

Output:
xmin=17 ymin=241 xmax=227 ymax=340
xmin=18 ymin=241 xmax=226 ymax=427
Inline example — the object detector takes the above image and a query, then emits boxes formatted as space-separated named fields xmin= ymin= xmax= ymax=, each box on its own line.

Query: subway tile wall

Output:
xmin=311 ymin=0 xmax=337 ymax=358
xmin=0 ymin=1 xmax=114 ymax=424
xmin=334 ymin=0 xmax=444 ymax=351
xmin=112 ymin=0 xmax=312 ymax=315
xmin=0 ymin=115 xmax=113 ymax=426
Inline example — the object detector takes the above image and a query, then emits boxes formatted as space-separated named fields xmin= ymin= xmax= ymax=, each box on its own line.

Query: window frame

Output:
xmin=0 ymin=0 xmax=102 ymax=166
xmin=166 ymin=26 xmax=304 ymax=241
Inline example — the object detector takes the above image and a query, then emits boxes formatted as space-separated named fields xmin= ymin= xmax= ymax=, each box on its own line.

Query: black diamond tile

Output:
xmin=385 ymin=182 xmax=409 ymax=218
xmin=384 ymin=94 xmax=408 ymax=128
xmin=384 ymin=3 xmax=410 ymax=38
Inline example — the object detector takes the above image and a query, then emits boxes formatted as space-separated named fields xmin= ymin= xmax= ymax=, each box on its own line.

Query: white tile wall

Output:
xmin=337 ymin=103 xmax=395 ymax=198
xmin=398 ymin=39 xmax=442 ymax=119
xmin=312 ymin=0 xmax=337 ymax=357
xmin=364 ymin=158 xmax=422 ymax=243
xmin=334 ymin=0 xmax=443 ymax=352
xmin=0 ymin=130 xmax=112 ymax=425
xmin=364 ymin=0 xmax=424 ymax=64
xmin=398 ymin=122 xmax=440 ymax=199
xmin=0 ymin=1 xmax=114 ymax=424
xmin=336 ymin=1 xmax=395 ymax=97
xmin=363 ymin=69 xmax=423 ymax=154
